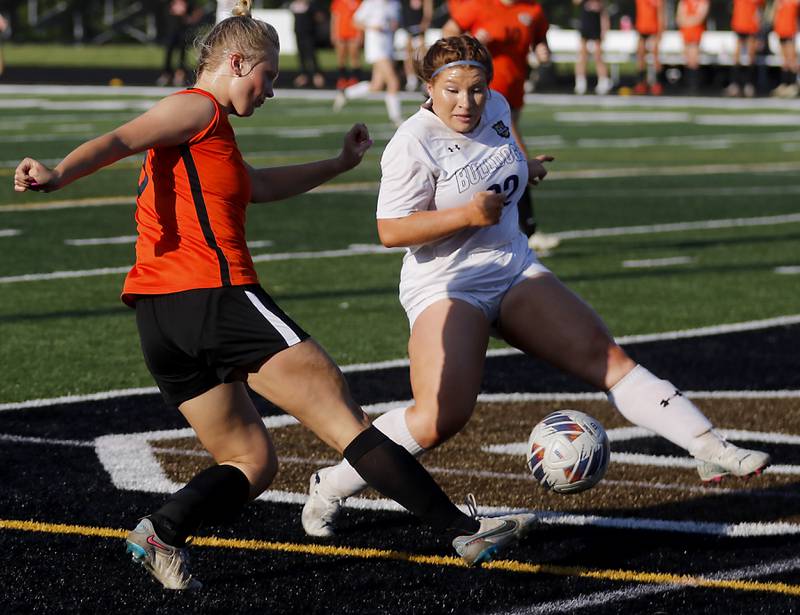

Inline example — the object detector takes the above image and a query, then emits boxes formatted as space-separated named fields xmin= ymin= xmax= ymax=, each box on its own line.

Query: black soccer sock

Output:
xmin=732 ymin=65 xmax=743 ymax=88
xmin=149 ymin=464 xmax=251 ymax=547
xmin=344 ymin=426 xmax=480 ymax=535
xmin=517 ymin=186 xmax=536 ymax=237
xmin=746 ymin=64 xmax=756 ymax=87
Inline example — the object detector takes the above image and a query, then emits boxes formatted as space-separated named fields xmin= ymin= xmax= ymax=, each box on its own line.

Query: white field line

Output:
xmin=3 ymin=379 xmax=799 ymax=414
xmin=554 ymin=213 xmax=800 ymax=240
xmin=64 ymin=235 xmax=137 ymax=246
xmin=4 ymin=84 xmax=800 ymax=109
xmin=4 ymin=163 xmax=800 ymax=212
xmin=623 ymin=256 xmax=694 ymax=268
xmin=776 ymin=266 xmax=800 ymax=275
xmin=541 ymin=185 xmax=800 ymax=199
xmin=1 ymin=212 xmax=798 ymax=284
xmin=3 ymin=432 xmax=796 ymax=500
xmin=0 ymin=229 xmax=20 ymax=237
xmin=497 ymin=557 xmax=800 ymax=615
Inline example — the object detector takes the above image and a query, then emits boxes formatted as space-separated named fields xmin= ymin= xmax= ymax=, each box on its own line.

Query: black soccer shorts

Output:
xmin=135 ymin=284 xmax=310 ymax=406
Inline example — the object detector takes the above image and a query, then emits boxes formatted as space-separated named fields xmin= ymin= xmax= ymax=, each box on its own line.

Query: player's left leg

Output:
xmin=497 ymin=273 xmax=770 ymax=481
xmin=375 ymin=58 xmax=402 ymax=126
xmin=302 ymin=299 xmax=490 ymax=536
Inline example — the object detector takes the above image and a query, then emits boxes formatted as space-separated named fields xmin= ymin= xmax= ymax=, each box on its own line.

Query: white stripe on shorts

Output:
xmin=244 ymin=290 xmax=302 ymax=346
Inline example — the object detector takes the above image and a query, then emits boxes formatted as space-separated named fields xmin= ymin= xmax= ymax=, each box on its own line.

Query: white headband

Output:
xmin=430 ymin=60 xmax=487 ymax=79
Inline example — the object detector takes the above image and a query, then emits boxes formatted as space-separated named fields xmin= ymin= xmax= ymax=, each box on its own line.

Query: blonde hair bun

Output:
xmin=231 ymin=0 xmax=252 ymax=18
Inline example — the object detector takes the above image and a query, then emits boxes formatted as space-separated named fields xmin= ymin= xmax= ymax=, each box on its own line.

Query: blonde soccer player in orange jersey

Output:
xmin=634 ymin=0 xmax=667 ymax=95
xmin=772 ymin=0 xmax=799 ymax=97
xmin=14 ymin=1 xmax=539 ymax=588
xmin=676 ymin=0 xmax=709 ymax=94
xmin=442 ymin=0 xmax=560 ymax=254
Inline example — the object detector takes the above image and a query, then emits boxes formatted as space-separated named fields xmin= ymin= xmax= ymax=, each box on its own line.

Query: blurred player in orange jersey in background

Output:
xmin=726 ymin=0 xmax=765 ymax=96
xmin=772 ymin=0 xmax=799 ymax=97
xmin=676 ymin=0 xmax=709 ymax=94
xmin=331 ymin=0 xmax=364 ymax=90
xmin=634 ymin=0 xmax=666 ymax=95
xmin=443 ymin=0 xmax=560 ymax=254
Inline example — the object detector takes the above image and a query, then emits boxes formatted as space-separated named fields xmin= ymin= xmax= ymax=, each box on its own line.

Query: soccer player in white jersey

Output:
xmin=303 ymin=34 xmax=771 ymax=538
xmin=333 ymin=0 xmax=404 ymax=127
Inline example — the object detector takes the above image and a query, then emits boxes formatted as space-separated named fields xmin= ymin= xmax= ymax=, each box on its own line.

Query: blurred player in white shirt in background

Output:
xmin=333 ymin=0 xmax=404 ymax=127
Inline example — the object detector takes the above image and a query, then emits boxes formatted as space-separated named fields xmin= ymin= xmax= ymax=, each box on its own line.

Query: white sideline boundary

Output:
xmin=1 ymin=305 xmax=799 ymax=411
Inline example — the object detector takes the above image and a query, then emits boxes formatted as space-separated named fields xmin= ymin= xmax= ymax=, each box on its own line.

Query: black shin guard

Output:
xmin=149 ymin=464 xmax=251 ymax=546
xmin=344 ymin=426 xmax=479 ymax=535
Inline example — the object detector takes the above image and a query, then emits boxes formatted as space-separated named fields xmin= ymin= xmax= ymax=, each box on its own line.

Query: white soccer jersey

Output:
xmin=377 ymin=91 xmax=528 ymax=257
xmin=377 ymin=92 xmax=539 ymax=326
xmin=354 ymin=0 xmax=401 ymax=63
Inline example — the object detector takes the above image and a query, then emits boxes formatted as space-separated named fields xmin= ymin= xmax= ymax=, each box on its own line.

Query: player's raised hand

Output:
xmin=528 ymin=155 xmax=554 ymax=186
xmin=467 ymin=191 xmax=505 ymax=227
xmin=14 ymin=157 xmax=58 ymax=193
xmin=338 ymin=123 xmax=373 ymax=171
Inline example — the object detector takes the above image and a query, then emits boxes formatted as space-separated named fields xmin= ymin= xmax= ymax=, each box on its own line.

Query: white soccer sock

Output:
xmin=607 ymin=365 xmax=713 ymax=451
xmin=385 ymin=93 xmax=402 ymax=125
xmin=319 ymin=407 xmax=425 ymax=500
xmin=344 ymin=80 xmax=371 ymax=99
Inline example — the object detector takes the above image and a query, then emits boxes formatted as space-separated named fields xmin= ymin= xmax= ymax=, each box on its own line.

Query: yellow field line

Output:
xmin=3 ymin=518 xmax=800 ymax=596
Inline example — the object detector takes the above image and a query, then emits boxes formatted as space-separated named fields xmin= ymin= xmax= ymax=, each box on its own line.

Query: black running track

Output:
xmin=1 ymin=323 xmax=799 ymax=614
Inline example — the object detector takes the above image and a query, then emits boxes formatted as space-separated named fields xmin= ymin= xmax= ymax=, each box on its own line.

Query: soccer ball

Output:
xmin=526 ymin=409 xmax=610 ymax=494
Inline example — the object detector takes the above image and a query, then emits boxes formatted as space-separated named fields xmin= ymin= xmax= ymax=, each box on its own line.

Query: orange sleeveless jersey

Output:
xmin=452 ymin=0 xmax=549 ymax=109
xmin=331 ymin=0 xmax=362 ymax=40
xmin=774 ymin=0 xmax=799 ymax=38
xmin=679 ymin=0 xmax=706 ymax=44
xmin=636 ymin=0 xmax=663 ymax=35
xmin=122 ymin=88 xmax=257 ymax=306
xmin=731 ymin=0 xmax=764 ymax=35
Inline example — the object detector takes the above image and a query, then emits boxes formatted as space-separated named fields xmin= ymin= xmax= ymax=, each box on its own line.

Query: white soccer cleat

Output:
xmin=302 ymin=467 xmax=345 ymax=537
xmin=595 ymin=77 xmax=613 ymax=96
xmin=528 ymin=232 xmax=561 ymax=255
xmin=451 ymin=495 xmax=537 ymax=567
xmin=332 ymin=91 xmax=347 ymax=113
xmin=694 ymin=441 xmax=771 ymax=483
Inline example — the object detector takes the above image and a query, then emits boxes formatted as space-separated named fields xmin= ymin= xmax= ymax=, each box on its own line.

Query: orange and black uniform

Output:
xmin=773 ymin=0 xmax=799 ymax=39
xmin=128 ymin=88 xmax=307 ymax=407
xmin=731 ymin=0 xmax=764 ymax=36
xmin=679 ymin=0 xmax=706 ymax=44
xmin=635 ymin=0 xmax=663 ymax=35
xmin=123 ymin=88 xmax=258 ymax=306
xmin=450 ymin=0 xmax=548 ymax=110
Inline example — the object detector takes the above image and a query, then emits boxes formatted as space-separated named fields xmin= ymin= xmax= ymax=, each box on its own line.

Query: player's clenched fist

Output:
xmin=14 ymin=158 xmax=57 ymax=193
xmin=466 ymin=191 xmax=505 ymax=227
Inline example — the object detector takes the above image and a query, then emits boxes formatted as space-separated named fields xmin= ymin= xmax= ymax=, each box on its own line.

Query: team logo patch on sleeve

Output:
xmin=492 ymin=121 xmax=510 ymax=138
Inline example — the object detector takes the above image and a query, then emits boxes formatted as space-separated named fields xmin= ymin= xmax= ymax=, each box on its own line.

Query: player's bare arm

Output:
xmin=377 ymin=191 xmax=505 ymax=248
xmin=14 ymin=94 xmax=214 ymax=193
xmin=248 ymin=123 xmax=372 ymax=203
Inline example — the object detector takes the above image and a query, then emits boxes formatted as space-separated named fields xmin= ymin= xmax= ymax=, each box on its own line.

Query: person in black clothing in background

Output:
xmin=290 ymin=0 xmax=326 ymax=87
xmin=157 ymin=0 xmax=204 ymax=86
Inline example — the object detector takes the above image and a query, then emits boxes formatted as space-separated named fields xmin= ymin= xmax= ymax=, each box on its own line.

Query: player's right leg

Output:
xmin=497 ymin=273 xmax=770 ymax=482
xmin=302 ymin=299 xmax=490 ymax=537
xmin=250 ymin=336 xmax=534 ymax=563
